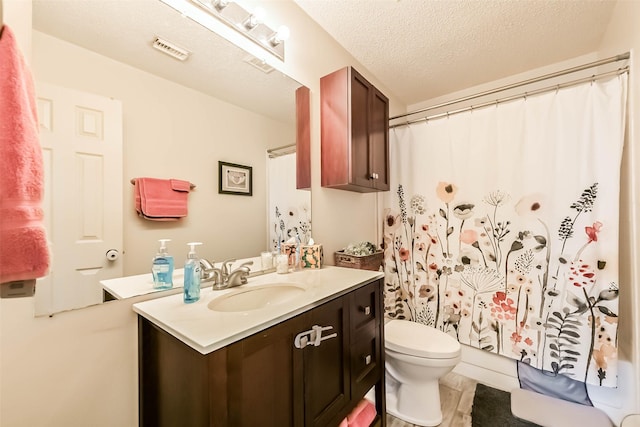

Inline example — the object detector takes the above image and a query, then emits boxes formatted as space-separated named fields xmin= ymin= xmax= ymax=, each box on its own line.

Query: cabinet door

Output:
xmin=370 ymin=87 xmax=390 ymax=190
xmin=304 ymin=296 xmax=351 ymax=427
xmin=227 ymin=316 xmax=306 ymax=427
xmin=350 ymin=70 xmax=374 ymax=189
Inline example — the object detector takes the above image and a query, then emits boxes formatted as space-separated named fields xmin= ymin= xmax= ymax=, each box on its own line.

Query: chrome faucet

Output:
xmin=200 ymin=258 xmax=254 ymax=290
xmin=199 ymin=259 xmax=222 ymax=285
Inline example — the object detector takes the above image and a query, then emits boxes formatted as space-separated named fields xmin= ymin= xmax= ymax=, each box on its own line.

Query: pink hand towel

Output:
xmin=134 ymin=177 xmax=191 ymax=221
xmin=0 ymin=26 xmax=50 ymax=283
xmin=346 ymin=399 xmax=376 ymax=427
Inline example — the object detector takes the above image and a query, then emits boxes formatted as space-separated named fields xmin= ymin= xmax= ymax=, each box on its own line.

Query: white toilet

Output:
xmin=385 ymin=319 xmax=462 ymax=426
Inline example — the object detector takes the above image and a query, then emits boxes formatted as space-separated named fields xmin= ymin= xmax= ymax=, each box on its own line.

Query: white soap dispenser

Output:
xmin=183 ymin=242 xmax=202 ymax=304
xmin=151 ymin=239 xmax=174 ymax=290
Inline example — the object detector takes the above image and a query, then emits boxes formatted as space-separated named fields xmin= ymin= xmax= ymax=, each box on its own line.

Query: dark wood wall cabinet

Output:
xmin=138 ymin=278 xmax=386 ymax=427
xmin=321 ymin=67 xmax=390 ymax=192
xmin=296 ymin=85 xmax=311 ymax=190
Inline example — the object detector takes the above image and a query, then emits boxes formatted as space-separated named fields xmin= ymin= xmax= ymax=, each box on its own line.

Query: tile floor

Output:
xmin=386 ymin=372 xmax=478 ymax=427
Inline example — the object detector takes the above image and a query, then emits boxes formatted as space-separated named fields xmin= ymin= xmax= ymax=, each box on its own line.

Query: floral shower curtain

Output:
xmin=268 ymin=153 xmax=311 ymax=250
xmin=382 ymin=74 xmax=627 ymax=387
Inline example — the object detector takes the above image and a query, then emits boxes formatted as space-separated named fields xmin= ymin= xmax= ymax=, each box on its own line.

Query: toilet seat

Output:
xmin=385 ymin=319 xmax=460 ymax=359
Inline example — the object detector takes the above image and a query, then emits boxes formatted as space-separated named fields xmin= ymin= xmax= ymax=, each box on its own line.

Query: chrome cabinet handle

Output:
xmin=362 ymin=305 xmax=371 ymax=315
xmin=294 ymin=325 xmax=337 ymax=349
xmin=364 ymin=354 xmax=372 ymax=365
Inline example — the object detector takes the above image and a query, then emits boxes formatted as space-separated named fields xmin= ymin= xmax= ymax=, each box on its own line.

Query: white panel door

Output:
xmin=35 ymin=82 xmax=123 ymax=315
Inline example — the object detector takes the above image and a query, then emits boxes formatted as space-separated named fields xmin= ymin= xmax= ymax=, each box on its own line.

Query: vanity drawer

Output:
xmin=350 ymin=321 xmax=380 ymax=399
xmin=350 ymin=280 xmax=380 ymax=334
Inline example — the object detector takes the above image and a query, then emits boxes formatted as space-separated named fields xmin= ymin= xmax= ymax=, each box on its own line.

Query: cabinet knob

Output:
xmin=369 ymin=173 xmax=379 ymax=180
xmin=362 ymin=306 xmax=371 ymax=315
xmin=364 ymin=354 xmax=372 ymax=365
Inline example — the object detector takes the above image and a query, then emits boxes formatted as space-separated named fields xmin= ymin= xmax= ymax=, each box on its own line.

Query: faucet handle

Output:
xmin=221 ymin=258 xmax=237 ymax=275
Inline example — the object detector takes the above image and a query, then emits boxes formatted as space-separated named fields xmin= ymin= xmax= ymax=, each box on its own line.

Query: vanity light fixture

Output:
xmin=186 ymin=0 xmax=288 ymax=61
xmin=211 ymin=0 xmax=229 ymax=11
xmin=242 ymin=6 xmax=265 ymax=30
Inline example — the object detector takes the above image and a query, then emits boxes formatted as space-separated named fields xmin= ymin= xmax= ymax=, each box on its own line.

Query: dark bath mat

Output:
xmin=472 ymin=383 xmax=541 ymax=427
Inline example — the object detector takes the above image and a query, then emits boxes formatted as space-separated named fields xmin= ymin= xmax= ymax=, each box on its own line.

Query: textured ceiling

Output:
xmin=295 ymin=0 xmax=618 ymax=106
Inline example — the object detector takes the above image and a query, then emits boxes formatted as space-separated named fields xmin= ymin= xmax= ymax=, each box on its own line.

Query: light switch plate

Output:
xmin=0 ymin=280 xmax=36 ymax=298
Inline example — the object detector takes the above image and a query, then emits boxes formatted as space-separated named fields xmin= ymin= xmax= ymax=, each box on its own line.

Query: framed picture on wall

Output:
xmin=218 ymin=161 xmax=253 ymax=196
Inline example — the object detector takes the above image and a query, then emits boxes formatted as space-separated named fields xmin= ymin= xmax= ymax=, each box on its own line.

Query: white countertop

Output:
xmin=133 ymin=266 xmax=384 ymax=354
xmin=101 ymin=256 xmax=266 ymax=299
xmin=101 ymin=269 xmax=186 ymax=299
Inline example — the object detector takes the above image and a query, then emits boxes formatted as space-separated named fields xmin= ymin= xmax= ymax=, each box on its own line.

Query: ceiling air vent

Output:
xmin=152 ymin=36 xmax=191 ymax=61
xmin=243 ymin=55 xmax=275 ymax=74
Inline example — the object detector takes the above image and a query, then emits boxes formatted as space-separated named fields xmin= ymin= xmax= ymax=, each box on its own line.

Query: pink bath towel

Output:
xmin=0 ymin=26 xmax=51 ymax=283
xmin=134 ymin=177 xmax=192 ymax=221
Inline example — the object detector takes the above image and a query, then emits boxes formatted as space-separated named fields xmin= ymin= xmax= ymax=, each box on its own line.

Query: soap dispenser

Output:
xmin=183 ymin=242 xmax=202 ymax=304
xmin=151 ymin=239 xmax=174 ymax=290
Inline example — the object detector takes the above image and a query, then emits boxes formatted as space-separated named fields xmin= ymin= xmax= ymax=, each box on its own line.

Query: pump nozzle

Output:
xmin=158 ymin=239 xmax=171 ymax=254
xmin=187 ymin=242 xmax=203 ymax=259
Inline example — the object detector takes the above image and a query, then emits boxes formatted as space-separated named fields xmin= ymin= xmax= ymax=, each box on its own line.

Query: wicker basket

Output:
xmin=334 ymin=250 xmax=383 ymax=271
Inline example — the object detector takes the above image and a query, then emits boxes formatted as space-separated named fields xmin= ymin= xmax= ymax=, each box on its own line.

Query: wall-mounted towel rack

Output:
xmin=130 ymin=178 xmax=196 ymax=190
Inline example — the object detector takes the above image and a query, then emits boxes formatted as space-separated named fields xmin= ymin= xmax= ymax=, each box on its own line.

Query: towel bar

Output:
xmin=130 ymin=178 xmax=195 ymax=190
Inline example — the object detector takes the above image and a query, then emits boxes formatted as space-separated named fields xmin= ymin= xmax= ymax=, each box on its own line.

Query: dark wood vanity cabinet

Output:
xmin=138 ymin=278 xmax=385 ymax=427
xmin=321 ymin=66 xmax=390 ymax=192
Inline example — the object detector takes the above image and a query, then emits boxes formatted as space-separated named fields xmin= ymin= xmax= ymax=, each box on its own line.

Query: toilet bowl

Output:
xmin=385 ymin=319 xmax=461 ymax=427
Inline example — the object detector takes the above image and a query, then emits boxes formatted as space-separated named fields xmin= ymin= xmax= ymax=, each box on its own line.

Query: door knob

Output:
xmin=106 ymin=249 xmax=119 ymax=261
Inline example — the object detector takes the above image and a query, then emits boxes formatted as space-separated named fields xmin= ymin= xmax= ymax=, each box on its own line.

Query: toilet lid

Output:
xmin=385 ymin=319 xmax=461 ymax=359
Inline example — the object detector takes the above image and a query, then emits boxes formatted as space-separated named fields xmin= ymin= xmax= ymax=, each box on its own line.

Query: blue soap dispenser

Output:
xmin=183 ymin=242 xmax=202 ymax=303
xmin=152 ymin=239 xmax=174 ymax=290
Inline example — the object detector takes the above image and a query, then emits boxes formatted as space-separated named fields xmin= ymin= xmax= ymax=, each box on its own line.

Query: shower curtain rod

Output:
xmin=390 ymin=66 xmax=629 ymax=129
xmin=267 ymin=143 xmax=296 ymax=158
xmin=390 ymin=52 xmax=630 ymax=124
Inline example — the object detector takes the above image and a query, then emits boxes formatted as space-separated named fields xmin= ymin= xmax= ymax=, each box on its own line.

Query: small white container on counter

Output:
xmin=260 ymin=251 xmax=274 ymax=270
xmin=276 ymin=254 xmax=289 ymax=274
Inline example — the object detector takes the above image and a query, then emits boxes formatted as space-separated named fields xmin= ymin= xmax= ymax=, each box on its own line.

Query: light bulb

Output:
xmin=269 ymin=25 xmax=290 ymax=46
xmin=276 ymin=25 xmax=290 ymax=42
xmin=253 ymin=7 xmax=266 ymax=23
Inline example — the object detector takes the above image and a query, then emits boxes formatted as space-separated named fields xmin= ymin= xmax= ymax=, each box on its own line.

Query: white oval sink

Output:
xmin=208 ymin=283 xmax=306 ymax=312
